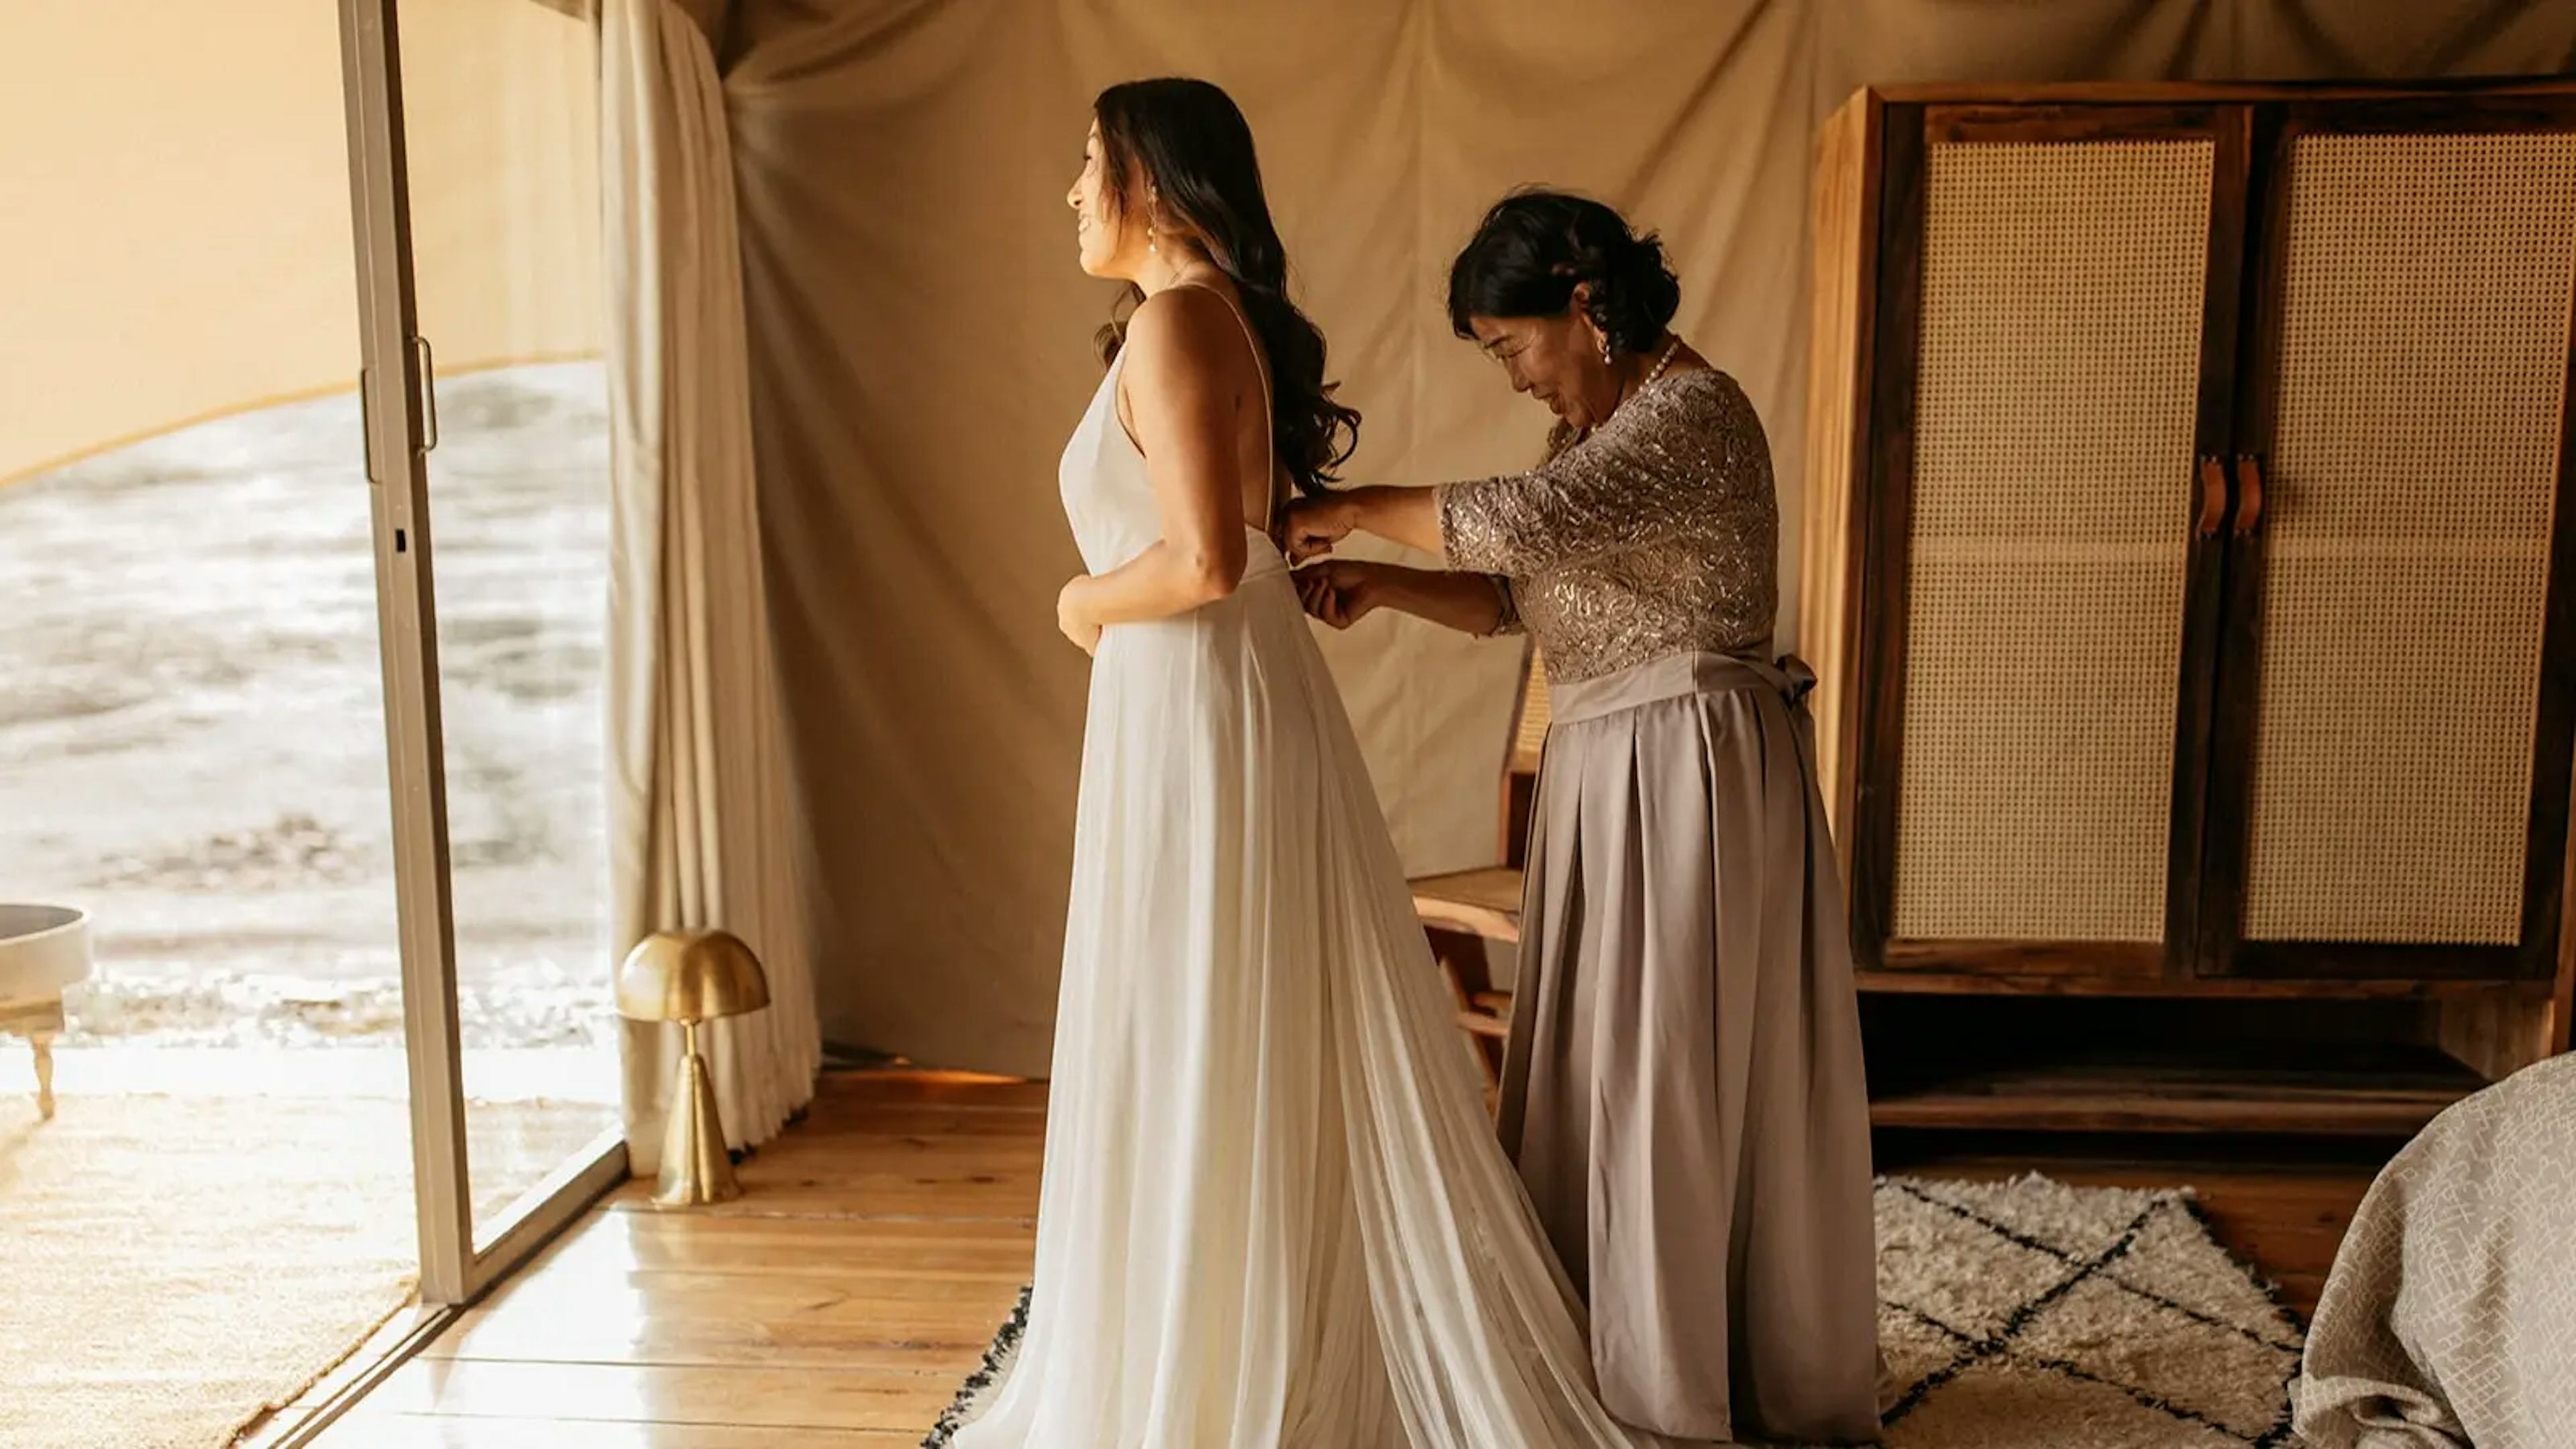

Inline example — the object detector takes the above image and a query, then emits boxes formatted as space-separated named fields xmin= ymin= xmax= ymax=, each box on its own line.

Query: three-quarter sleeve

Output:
xmin=1436 ymin=370 xmax=1778 ymax=683
xmin=1435 ymin=383 xmax=1738 ymax=574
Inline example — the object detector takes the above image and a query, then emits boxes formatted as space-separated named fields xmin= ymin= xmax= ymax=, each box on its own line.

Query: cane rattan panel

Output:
xmin=1894 ymin=138 xmax=2214 ymax=942
xmin=2243 ymin=129 xmax=2576 ymax=945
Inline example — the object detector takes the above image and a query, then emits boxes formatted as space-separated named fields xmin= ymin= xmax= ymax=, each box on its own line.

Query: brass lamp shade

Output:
xmin=615 ymin=930 xmax=771 ymax=1209
xmin=616 ymin=929 xmax=770 ymax=1023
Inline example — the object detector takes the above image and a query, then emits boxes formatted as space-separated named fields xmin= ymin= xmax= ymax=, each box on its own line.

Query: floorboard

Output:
xmin=305 ymin=1069 xmax=2375 ymax=1442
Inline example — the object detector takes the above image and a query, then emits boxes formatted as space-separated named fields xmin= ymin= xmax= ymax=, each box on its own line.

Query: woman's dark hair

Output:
xmin=1091 ymin=77 xmax=1360 ymax=498
xmin=1446 ymin=190 xmax=1682 ymax=356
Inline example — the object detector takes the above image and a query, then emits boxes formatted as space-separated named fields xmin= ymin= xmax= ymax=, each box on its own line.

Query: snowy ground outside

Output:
xmin=2 ymin=363 xmax=622 ymax=1106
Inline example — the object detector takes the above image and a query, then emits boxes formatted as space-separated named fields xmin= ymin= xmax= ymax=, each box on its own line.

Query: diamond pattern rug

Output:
xmin=1875 ymin=1175 xmax=2304 ymax=1448
xmin=928 ymin=1174 xmax=2306 ymax=1448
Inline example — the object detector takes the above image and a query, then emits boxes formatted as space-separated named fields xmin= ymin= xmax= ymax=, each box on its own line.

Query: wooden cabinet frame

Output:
xmin=1807 ymin=80 xmax=2576 ymax=1020
xmin=2194 ymin=94 xmax=2576 ymax=983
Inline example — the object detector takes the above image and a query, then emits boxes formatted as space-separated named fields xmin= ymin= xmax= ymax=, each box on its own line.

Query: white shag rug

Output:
xmin=928 ymin=1175 xmax=2306 ymax=1448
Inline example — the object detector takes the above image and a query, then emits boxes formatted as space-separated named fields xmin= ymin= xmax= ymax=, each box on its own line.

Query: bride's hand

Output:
xmin=1279 ymin=493 xmax=1359 ymax=565
xmin=1295 ymin=559 xmax=1381 ymax=631
xmin=1057 ymin=578 xmax=1103 ymax=656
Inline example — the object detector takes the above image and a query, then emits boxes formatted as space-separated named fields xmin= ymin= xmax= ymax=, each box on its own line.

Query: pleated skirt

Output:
xmin=1497 ymin=650 xmax=1884 ymax=1446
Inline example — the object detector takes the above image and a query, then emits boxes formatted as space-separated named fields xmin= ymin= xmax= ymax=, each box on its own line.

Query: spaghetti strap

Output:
xmin=1173 ymin=282 xmax=1280 ymax=531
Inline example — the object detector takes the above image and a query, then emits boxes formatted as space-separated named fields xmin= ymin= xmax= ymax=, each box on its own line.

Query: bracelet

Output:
xmin=1481 ymin=575 xmax=1519 ymax=637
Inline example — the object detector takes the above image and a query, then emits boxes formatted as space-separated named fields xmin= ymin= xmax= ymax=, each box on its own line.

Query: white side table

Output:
xmin=0 ymin=905 xmax=92 ymax=1120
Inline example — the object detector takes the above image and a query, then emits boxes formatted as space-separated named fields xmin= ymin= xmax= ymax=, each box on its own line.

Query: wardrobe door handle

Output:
xmin=2233 ymin=455 xmax=2265 ymax=535
xmin=2196 ymin=456 xmax=2228 ymax=538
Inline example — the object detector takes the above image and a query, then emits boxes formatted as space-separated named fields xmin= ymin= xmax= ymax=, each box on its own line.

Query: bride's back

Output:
xmin=1111 ymin=279 xmax=1282 ymax=537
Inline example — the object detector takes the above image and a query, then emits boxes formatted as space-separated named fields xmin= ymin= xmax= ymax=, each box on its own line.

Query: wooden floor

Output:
xmin=258 ymin=1069 xmax=2376 ymax=1445
xmin=284 ymin=1071 xmax=1041 ymax=1446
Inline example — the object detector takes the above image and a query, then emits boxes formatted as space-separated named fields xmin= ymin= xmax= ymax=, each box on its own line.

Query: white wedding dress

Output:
xmin=951 ymin=292 xmax=1642 ymax=1449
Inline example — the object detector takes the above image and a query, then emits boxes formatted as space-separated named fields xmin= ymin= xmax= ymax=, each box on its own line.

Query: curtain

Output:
xmin=602 ymin=0 xmax=820 ymax=1169
xmin=717 ymin=0 xmax=2573 ymax=1077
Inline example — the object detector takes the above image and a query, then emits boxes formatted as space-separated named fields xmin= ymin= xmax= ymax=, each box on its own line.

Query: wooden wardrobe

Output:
xmin=1801 ymin=80 xmax=2576 ymax=1140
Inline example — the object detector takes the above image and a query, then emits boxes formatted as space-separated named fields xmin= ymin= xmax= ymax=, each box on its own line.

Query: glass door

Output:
xmin=386 ymin=0 xmax=624 ymax=1259
xmin=334 ymin=0 xmax=623 ymax=1313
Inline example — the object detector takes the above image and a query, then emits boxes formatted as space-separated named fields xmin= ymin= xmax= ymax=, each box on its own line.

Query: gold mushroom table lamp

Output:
xmin=616 ymin=930 xmax=771 ymax=1208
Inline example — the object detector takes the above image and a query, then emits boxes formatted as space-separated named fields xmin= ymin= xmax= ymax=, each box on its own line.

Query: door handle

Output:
xmin=358 ymin=367 xmax=376 ymax=485
xmin=2233 ymin=455 xmax=2264 ymax=535
xmin=2195 ymin=455 xmax=2227 ymax=538
xmin=411 ymin=335 xmax=439 ymax=453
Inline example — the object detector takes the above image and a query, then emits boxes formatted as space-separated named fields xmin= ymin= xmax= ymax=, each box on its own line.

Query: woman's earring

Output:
xmin=1599 ymin=332 xmax=1615 ymax=366
xmin=1148 ymin=222 xmax=1159 ymax=254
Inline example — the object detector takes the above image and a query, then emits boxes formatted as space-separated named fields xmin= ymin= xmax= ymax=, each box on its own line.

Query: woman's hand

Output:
xmin=1279 ymin=493 xmax=1360 ymax=564
xmin=1295 ymin=559 xmax=1384 ymax=630
xmin=1057 ymin=578 xmax=1104 ymax=656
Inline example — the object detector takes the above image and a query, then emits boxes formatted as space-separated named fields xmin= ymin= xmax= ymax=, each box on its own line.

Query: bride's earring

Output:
xmin=1147 ymin=186 xmax=1161 ymax=254
xmin=1598 ymin=331 xmax=1615 ymax=366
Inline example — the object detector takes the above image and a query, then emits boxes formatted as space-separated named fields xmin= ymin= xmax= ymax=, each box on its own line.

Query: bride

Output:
xmin=951 ymin=77 xmax=1644 ymax=1449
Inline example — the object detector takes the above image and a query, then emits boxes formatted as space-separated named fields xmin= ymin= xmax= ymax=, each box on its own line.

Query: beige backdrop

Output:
xmin=720 ymin=0 xmax=2571 ymax=1076
xmin=0 ymin=0 xmax=600 ymax=488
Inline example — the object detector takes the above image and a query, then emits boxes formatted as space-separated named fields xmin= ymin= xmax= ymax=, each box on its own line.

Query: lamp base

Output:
xmin=654 ymin=1022 xmax=740 ymax=1208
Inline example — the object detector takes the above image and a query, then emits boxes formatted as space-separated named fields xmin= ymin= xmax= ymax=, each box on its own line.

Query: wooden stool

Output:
xmin=1407 ymin=645 xmax=1548 ymax=1100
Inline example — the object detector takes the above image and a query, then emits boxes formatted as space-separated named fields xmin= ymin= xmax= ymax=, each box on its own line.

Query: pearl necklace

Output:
xmin=1635 ymin=333 xmax=1684 ymax=392
xmin=1574 ymin=335 xmax=1685 ymax=446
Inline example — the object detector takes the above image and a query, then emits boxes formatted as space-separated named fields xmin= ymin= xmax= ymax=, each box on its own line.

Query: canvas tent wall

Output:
xmin=7 ymin=0 xmax=2569 ymax=1077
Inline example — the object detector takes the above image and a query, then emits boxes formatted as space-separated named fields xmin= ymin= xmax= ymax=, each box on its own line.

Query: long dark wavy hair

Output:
xmin=1091 ymin=77 xmax=1360 ymax=498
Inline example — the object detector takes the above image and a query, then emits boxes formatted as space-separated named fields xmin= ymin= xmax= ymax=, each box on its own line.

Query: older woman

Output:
xmin=1285 ymin=191 xmax=1883 ymax=1447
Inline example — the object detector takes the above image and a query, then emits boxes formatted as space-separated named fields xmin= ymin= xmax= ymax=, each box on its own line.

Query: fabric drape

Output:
xmin=602 ymin=0 xmax=819 ymax=1168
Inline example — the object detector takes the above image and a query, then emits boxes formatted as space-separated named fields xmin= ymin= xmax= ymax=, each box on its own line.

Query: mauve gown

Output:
xmin=1439 ymin=367 xmax=1885 ymax=1446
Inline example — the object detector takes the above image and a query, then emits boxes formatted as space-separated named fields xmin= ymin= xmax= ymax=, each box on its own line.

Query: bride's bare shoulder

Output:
xmin=1121 ymin=284 xmax=1250 ymax=384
